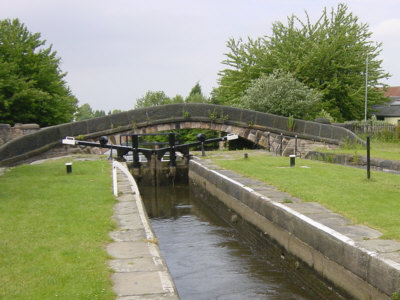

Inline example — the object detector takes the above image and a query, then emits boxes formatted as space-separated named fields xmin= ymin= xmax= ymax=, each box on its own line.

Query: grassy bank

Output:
xmin=0 ymin=157 xmax=115 ymax=299
xmin=319 ymin=141 xmax=400 ymax=161
xmin=211 ymin=152 xmax=400 ymax=240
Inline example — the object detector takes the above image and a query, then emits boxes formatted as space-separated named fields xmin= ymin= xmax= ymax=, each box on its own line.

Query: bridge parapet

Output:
xmin=0 ymin=104 xmax=363 ymax=166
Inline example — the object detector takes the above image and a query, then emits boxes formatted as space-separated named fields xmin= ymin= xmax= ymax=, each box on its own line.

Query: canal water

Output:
xmin=140 ymin=185 xmax=339 ymax=300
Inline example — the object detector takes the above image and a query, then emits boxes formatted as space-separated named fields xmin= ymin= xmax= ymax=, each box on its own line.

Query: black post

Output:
xmin=169 ymin=133 xmax=176 ymax=167
xmin=132 ymin=134 xmax=140 ymax=168
xmin=295 ymin=135 xmax=298 ymax=156
xmin=267 ymin=132 xmax=270 ymax=151
xmin=290 ymin=155 xmax=295 ymax=167
xmin=197 ymin=133 xmax=206 ymax=157
xmin=280 ymin=133 xmax=283 ymax=156
xmin=367 ymin=136 xmax=371 ymax=180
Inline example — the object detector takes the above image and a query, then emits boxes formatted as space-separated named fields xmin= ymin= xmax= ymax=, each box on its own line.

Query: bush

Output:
xmin=239 ymin=70 xmax=322 ymax=120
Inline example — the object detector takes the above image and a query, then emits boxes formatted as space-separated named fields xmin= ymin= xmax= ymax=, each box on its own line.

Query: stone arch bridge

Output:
xmin=0 ymin=104 xmax=362 ymax=166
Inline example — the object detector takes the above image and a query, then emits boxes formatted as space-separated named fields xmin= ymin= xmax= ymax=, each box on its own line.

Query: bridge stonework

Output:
xmin=0 ymin=104 xmax=363 ymax=166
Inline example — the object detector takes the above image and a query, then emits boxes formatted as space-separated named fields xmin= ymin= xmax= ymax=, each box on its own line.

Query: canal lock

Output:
xmin=137 ymin=169 xmax=348 ymax=299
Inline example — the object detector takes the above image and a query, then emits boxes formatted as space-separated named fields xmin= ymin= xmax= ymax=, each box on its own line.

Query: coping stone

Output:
xmin=112 ymin=272 xmax=166 ymax=295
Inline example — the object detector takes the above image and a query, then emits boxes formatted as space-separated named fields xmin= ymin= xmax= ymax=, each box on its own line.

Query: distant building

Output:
xmin=372 ymin=86 xmax=400 ymax=126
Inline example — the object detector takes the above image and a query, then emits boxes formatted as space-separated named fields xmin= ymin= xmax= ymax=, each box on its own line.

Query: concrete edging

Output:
xmin=189 ymin=159 xmax=400 ymax=299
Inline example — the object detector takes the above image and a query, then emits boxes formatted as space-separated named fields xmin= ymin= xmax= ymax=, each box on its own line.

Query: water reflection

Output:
xmin=140 ymin=185 xmax=328 ymax=300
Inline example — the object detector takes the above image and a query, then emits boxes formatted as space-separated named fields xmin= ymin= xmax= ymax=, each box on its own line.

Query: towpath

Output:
xmin=107 ymin=162 xmax=179 ymax=299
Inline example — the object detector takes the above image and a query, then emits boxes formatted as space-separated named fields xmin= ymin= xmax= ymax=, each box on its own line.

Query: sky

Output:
xmin=1 ymin=0 xmax=400 ymax=112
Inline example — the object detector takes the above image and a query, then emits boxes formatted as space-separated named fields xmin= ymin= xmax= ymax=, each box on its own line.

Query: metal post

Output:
xmin=197 ymin=133 xmax=206 ymax=157
xmin=364 ymin=54 xmax=369 ymax=133
xmin=112 ymin=163 xmax=118 ymax=196
xmin=280 ymin=133 xmax=283 ymax=156
xmin=65 ymin=162 xmax=72 ymax=174
xmin=132 ymin=134 xmax=140 ymax=168
xmin=289 ymin=155 xmax=296 ymax=167
xmin=169 ymin=133 xmax=176 ymax=167
xmin=201 ymin=143 xmax=205 ymax=157
xmin=365 ymin=54 xmax=369 ymax=123
xmin=267 ymin=132 xmax=270 ymax=151
xmin=294 ymin=135 xmax=298 ymax=156
xmin=367 ymin=136 xmax=371 ymax=180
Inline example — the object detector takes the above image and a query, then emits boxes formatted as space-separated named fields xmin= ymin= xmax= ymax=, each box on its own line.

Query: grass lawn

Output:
xmin=318 ymin=141 xmax=400 ymax=161
xmin=211 ymin=152 xmax=400 ymax=240
xmin=0 ymin=157 xmax=116 ymax=299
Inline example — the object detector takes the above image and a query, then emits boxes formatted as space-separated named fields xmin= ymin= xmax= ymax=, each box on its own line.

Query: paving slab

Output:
xmin=109 ymin=257 xmax=163 ymax=272
xmin=335 ymin=225 xmax=382 ymax=241
xmin=305 ymin=212 xmax=350 ymax=227
xmin=286 ymin=202 xmax=333 ymax=214
xmin=117 ymin=294 xmax=179 ymax=300
xmin=113 ymin=214 xmax=143 ymax=230
xmin=358 ymin=239 xmax=400 ymax=253
xmin=112 ymin=272 xmax=167 ymax=295
xmin=114 ymin=202 xmax=139 ymax=214
xmin=110 ymin=229 xmax=146 ymax=242
xmin=107 ymin=241 xmax=155 ymax=259
xmin=378 ymin=252 xmax=400 ymax=265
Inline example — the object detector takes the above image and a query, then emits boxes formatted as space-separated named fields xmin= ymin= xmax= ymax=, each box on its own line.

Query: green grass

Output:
xmin=212 ymin=152 xmax=400 ymax=240
xmin=0 ymin=158 xmax=116 ymax=299
xmin=319 ymin=141 xmax=400 ymax=161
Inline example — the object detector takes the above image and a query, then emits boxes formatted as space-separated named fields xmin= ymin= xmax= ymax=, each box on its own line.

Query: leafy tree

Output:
xmin=240 ymin=70 xmax=322 ymax=120
xmin=93 ymin=109 xmax=105 ymax=118
xmin=186 ymin=82 xmax=208 ymax=103
xmin=75 ymin=103 xmax=106 ymax=121
xmin=108 ymin=109 xmax=122 ymax=115
xmin=75 ymin=103 xmax=93 ymax=121
xmin=189 ymin=82 xmax=202 ymax=97
xmin=213 ymin=4 xmax=389 ymax=121
xmin=0 ymin=18 xmax=78 ymax=126
xmin=170 ymin=94 xmax=184 ymax=104
xmin=135 ymin=91 xmax=171 ymax=108
xmin=135 ymin=84 xmax=209 ymax=108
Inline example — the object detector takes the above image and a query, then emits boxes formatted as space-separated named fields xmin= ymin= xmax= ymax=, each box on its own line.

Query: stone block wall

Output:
xmin=0 ymin=104 xmax=365 ymax=166
xmin=0 ymin=123 xmax=40 ymax=146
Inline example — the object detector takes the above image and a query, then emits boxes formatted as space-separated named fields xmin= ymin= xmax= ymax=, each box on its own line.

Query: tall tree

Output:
xmin=0 ymin=19 xmax=78 ymax=126
xmin=213 ymin=4 xmax=389 ymax=121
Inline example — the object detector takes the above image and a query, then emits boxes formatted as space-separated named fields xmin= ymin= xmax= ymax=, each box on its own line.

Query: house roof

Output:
xmin=384 ymin=86 xmax=400 ymax=97
xmin=372 ymin=98 xmax=400 ymax=117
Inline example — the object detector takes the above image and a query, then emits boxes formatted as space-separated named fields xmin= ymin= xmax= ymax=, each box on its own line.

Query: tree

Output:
xmin=75 ymin=103 xmax=106 ymax=121
xmin=108 ymin=109 xmax=122 ymax=115
xmin=75 ymin=103 xmax=93 ymax=121
xmin=213 ymin=4 xmax=389 ymax=121
xmin=0 ymin=19 xmax=78 ymax=126
xmin=240 ymin=70 xmax=322 ymax=120
xmin=186 ymin=82 xmax=208 ymax=103
xmin=93 ymin=109 xmax=105 ymax=118
xmin=170 ymin=94 xmax=184 ymax=104
xmin=134 ymin=91 xmax=171 ymax=108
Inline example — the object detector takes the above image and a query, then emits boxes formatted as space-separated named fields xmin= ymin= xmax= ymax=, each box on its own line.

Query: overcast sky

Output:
xmin=1 ymin=0 xmax=400 ymax=112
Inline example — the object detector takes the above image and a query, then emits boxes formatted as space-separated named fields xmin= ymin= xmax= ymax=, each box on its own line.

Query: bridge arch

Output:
xmin=0 ymin=103 xmax=362 ymax=166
